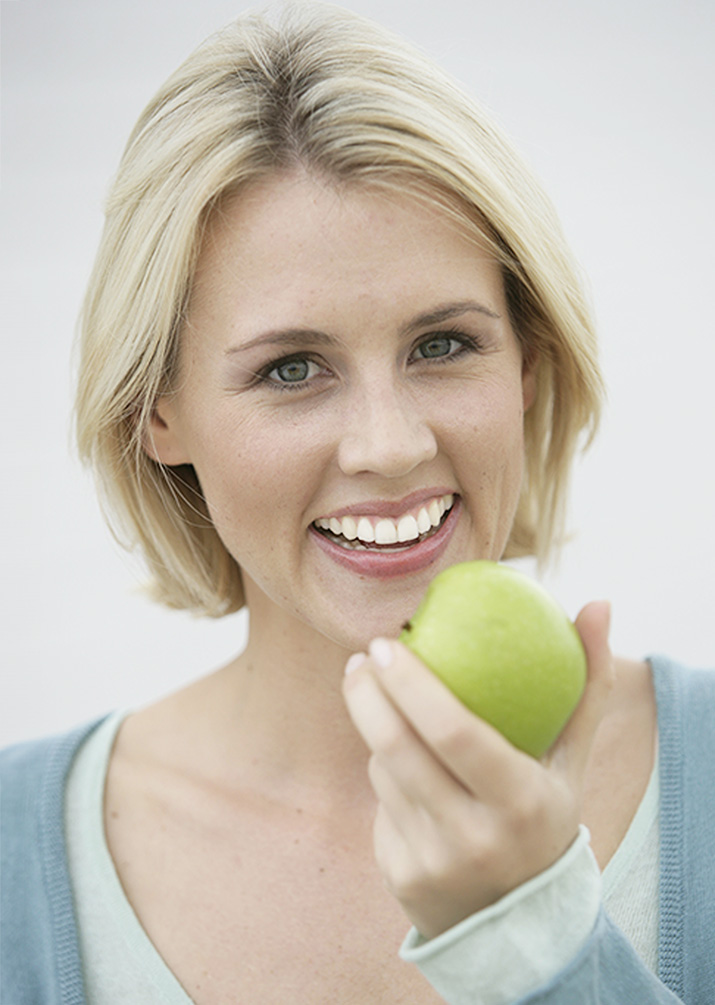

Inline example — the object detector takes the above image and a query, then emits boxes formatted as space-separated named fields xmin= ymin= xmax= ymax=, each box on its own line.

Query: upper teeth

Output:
xmin=314 ymin=494 xmax=454 ymax=546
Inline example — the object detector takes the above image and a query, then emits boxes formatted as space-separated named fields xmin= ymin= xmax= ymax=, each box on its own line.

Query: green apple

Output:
xmin=399 ymin=561 xmax=586 ymax=758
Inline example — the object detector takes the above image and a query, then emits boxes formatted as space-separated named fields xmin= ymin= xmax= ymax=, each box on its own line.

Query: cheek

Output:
xmin=439 ymin=374 xmax=526 ymax=457
xmin=186 ymin=410 xmax=325 ymax=544
xmin=481 ymin=385 xmax=528 ymax=492
xmin=439 ymin=378 xmax=527 ymax=536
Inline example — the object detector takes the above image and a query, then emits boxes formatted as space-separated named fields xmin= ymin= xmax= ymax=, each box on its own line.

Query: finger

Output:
xmin=550 ymin=600 xmax=615 ymax=778
xmin=343 ymin=662 xmax=470 ymax=806
xmin=367 ymin=755 xmax=432 ymax=837
xmin=365 ymin=638 xmax=536 ymax=802
xmin=343 ymin=658 xmax=423 ymax=754
xmin=371 ymin=801 xmax=420 ymax=899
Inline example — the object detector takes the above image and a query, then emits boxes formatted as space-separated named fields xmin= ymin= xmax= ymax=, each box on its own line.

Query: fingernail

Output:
xmin=344 ymin=652 xmax=367 ymax=675
xmin=369 ymin=638 xmax=393 ymax=669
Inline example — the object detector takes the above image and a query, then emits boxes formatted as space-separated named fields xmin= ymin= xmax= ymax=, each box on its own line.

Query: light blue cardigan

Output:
xmin=2 ymin=655 xmax=714 ymax=1004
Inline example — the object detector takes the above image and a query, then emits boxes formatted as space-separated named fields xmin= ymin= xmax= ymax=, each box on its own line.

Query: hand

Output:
xmin=342 ymin=600 xmax=614 ymax=940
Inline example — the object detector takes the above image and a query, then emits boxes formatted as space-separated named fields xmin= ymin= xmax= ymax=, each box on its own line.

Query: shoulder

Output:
xmin=0 ymin=717 xmax=109 ymax=1004
xmin=1 ymin=717 xmax=110 ymax=869
xmin=648 ymin=655 xmax=715 ymax=862
xmin=647 ymin=654 xmax=715 ymax=735
xmin=1 ymin=717 xmax=110 ymax=797
xmin=647 ymin=654 xmax=715 ymax=772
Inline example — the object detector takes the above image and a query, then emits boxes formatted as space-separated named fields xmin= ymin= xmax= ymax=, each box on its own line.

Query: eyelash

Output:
xmin=412 ymin=330 xmax=484 ymax=364
xmin=255 ymin=329 xmax=484 ymax=392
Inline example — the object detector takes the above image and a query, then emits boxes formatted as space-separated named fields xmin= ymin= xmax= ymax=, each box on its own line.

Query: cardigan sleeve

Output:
xmin=401 ymin=826 xmax=601 ymax=1003
xmin=399 ymin=655 xmax=715 ymax=1004
xmin=510 ymin=907 xmax=685 ymax=1004
xmin=401 ymin=834 xmax=684 ymax=1004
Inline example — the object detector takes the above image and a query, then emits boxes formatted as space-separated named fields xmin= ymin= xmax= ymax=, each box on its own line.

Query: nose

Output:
xmin=337 ymin=379 xmax=438 ymax=478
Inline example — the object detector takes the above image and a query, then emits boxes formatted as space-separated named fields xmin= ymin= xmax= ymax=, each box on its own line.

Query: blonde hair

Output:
xmin=75 ymin=2 xmax=603 ymax=616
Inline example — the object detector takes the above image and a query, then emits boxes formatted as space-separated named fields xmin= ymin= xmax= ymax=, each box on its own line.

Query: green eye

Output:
xmin=273 ymin=358 xmax=311 ymax=383
xmin=258 ymin=353 xmax=328 ymax=393
xmin=417 ymin=336 xmax=454 ymax=359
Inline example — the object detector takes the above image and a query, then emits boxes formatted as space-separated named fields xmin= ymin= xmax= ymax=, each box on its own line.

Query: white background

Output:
xmin=2 ymin=0 xmax=713 ymax=746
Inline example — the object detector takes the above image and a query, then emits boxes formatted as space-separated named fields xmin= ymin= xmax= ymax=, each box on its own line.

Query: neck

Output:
xmin=187 ymin=600 xmax=373 ymax=813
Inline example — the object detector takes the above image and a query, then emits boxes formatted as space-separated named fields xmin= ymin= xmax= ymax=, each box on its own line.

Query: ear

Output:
xmin=143 ymin=397 xmax=192 ymax=466
xmin=521 ymin=350 xmax=538 ymax=413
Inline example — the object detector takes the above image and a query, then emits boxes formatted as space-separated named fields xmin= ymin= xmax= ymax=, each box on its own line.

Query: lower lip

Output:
xmin=308 ymin=499 xmax=460 ymax=579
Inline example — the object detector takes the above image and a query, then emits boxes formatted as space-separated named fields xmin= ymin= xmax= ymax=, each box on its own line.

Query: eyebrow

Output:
xmin=224 ymin=300 xmax=501 ymax=356
xmin=402 ymin=301 xmax=501 ymax=334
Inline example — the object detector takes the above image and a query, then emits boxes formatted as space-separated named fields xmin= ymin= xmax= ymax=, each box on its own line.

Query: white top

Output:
xmin=65 ymin=712 xmax=659 ymax=1004
xmin=602 ymin=748 xmax=660 ymax=971
xmin=65 ymin=713 xmax=194 ymax=1004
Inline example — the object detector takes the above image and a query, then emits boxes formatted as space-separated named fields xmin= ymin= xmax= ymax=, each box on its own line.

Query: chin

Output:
xmin=319 ymin=605 xmax=414 ymax=654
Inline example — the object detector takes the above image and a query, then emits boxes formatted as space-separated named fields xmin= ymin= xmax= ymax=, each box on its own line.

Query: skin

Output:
xmin=104 ymin=170 xmax=657 ymax=1001
xmin=149 ymin=172 xmax=534 ymax=652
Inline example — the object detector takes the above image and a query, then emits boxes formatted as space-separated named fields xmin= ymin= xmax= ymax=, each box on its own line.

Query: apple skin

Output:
xmin=399 ymin=561 xmax=586 ymax=758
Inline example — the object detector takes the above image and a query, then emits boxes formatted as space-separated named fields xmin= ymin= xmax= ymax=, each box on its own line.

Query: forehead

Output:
xmin=187 ymin=171 xmax=505 ymax=333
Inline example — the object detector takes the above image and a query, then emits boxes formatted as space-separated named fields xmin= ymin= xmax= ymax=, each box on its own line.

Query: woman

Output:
xmin=2 ymin=4 xmax=713 ymax=1002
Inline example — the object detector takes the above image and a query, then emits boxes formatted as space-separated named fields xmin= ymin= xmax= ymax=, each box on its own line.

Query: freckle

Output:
xmin=110 ymin=811 xmax=119 ymax=819
xmin=296 ymin=807 xmax=303 ymax=814
xmin=294 ymin=838 xmax=300 ymax=845
xmin=319 ymin=866 xmax=325 ymax=873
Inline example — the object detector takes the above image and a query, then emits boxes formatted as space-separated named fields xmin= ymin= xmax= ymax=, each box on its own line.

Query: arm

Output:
xmin=343 ymin=603 xmax=684 ymax=1003
xmin=401 ymin=852 xmax=684 ymax=1004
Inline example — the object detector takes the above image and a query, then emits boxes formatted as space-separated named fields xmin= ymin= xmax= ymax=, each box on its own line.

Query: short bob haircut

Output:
xmin=75 ymin=2 xmax=603 ymax=617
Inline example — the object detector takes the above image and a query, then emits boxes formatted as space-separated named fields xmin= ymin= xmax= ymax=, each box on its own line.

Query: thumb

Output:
xmin=550 ymin=600 xmax=615 ymax=776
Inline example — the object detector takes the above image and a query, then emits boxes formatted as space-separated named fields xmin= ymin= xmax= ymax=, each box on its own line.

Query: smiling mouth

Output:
xmin=312 ymin=494 xmax=456 ymax=551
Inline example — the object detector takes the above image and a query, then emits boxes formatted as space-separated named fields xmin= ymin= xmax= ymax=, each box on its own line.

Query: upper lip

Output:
xmin=314 ymin=488 xmax=458 ymax=522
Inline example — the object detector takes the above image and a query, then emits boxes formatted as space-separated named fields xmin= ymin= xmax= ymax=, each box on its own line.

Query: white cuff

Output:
xmin=400 ymin=825 xmax=601 ymax=1005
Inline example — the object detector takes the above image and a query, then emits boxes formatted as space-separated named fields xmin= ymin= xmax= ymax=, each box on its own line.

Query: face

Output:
xmin=150 ymin=172 xmax=536 ymax=652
